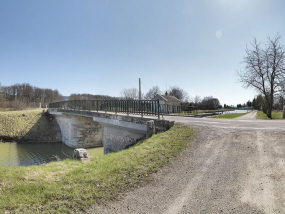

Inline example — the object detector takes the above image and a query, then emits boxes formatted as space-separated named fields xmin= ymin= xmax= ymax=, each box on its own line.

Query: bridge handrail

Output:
xmin=48 ymin=99 xmax=161 ymax=118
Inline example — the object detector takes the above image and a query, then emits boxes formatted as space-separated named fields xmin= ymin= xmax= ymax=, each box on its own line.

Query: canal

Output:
xmin=0 ymin=142 xmax=104 ymax=167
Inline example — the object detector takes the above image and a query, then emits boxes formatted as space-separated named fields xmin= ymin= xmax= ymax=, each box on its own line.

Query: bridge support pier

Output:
xmin=102 ymin=125 xmax=145 ymax=154
xmin=49 ymin=110 xmax=174 ymax=154
xmin=92 ymin=117 xmax=147 ymax=154
xmin=51 ymin=112 xmax=103 ymax=148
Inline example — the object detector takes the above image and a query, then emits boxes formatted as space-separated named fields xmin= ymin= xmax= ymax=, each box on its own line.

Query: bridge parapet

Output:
xmin=49 ymin=109 xmax=173 ymax=130
xmin=49 ymin=99 xmax=161 ymax=118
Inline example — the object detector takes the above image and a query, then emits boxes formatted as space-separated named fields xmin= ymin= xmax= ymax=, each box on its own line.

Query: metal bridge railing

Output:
xmin=48 ymin=100 xmax=161 ymax=118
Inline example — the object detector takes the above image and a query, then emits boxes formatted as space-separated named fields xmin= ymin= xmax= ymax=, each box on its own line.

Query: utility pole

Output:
xmin=139 ymin=78 xmax=141 ymax=100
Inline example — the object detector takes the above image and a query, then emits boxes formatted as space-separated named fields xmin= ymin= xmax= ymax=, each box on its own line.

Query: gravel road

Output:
xmin=89 ymin=117 xmax=285 ymax=214
xmin=234 ymin=110 xmax=257 ymax=120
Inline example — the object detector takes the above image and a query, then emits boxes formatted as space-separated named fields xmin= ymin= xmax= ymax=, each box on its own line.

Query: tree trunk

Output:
xmin=267 ymin=98 xmax=273 ymax=119
xmin=267 ymin=108 xmax=272 ymax=119
xmin=267 ymin=88 xmax=274 ymax=119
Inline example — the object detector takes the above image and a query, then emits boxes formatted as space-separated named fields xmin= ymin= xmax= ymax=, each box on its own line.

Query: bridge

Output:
xmin=48 ymin=100 xmax=174 ymax=154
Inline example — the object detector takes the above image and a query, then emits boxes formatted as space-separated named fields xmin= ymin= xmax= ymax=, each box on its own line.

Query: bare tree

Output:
xmin=0 ymin=83 xmax=64 ymax=109
xmin=168 ymin=86 xmax=189 ymax=102
xmin=238 ymin=34 xmax=285 ymax=118
xmin=69 ymin=94 xmax=114 ymax=100
xmin=34 ymin=87 xmax=44 ymax=104
xmin=0 ymin=83 xmax=6 ymax=108
xmin=194 ymin=95 xmax=201 ymax=107
xmin=120 ymin=88 xmax=140 ymax=100
xmin=145 ymin=86 xmax=162 ymax=100
xmin=273 ymin=95 xmax=284 ymax=110
xmin=212 ymin=98 xmax=220 ymax=110
xmin=199 ymin=96 xmax=219 ymax=110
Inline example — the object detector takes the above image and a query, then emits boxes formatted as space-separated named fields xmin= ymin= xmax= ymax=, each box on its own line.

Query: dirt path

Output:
xmin=88 ymin=118 xmax=285 ymax=214
xmin=235 ymin=110 xmax=257 ymax=120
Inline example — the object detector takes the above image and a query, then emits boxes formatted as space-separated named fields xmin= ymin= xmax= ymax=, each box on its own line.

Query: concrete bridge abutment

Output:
xmin=49 ymin=110 xmax=173 ymax=154
xmin=51 ymin=112 xmax=103 ymax=148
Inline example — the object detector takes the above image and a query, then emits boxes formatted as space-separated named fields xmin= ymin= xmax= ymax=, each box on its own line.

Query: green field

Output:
xmin=0 ymin=123 xmax=194 ymax=213
xmin=256 ymin=111 xmax=283 ymax=119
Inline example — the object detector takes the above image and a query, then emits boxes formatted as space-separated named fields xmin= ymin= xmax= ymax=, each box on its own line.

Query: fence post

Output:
xmin=157 ymin=100 xmax=160 ymax=119
xmin=141 ymin=100 xmax=144 ymax=118
xmin=127 ymin=100 xmax=129 ymax=116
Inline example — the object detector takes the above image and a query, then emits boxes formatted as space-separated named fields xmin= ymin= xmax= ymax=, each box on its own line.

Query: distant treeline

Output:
xmin=0 ymin=83 xmax=64 ymax=110
xmin=69 ymin=93 xmax=116 ymax=100
xmin=180 ymin=96 xmax=221 ymax=111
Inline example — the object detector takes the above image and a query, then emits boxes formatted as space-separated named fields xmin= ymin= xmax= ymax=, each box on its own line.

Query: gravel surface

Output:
xmin=235 ymin=110 xmax=257 ymax=120
xmin=88 ymin=117 xmax=285 ymax=214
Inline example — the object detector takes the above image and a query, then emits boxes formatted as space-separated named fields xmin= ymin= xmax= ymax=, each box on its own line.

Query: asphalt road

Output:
xmin=89 ymin=116 xmax=285 ymax=214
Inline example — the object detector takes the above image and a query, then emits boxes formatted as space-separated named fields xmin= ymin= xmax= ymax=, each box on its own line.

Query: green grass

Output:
xmin=173 ymin=109 xmax=235 ymax=116
xmin=256 ymin=111 xmax=283 ymax=119
xmin=197 ymin=109 xmax=234 ymax=114
xmin=0 ymin=123 xmax=194 ymax=213
xmin=0 ymin=109 xmax=42 ymax=140
xmin=210 ymin=113 xmax=247 ymax=119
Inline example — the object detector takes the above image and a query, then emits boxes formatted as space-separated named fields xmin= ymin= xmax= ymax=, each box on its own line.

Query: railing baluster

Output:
xmin=48 ymin=99 xmax=162 ymax=118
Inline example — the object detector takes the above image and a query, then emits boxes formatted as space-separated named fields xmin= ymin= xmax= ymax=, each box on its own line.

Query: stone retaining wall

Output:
xmin=20 ymin=113 xmax=62 ymax=143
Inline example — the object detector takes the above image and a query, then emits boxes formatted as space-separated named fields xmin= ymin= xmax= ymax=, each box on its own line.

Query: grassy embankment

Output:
xmin=0 ymin=109 xmax=42 ymax=141
xmin=0 ymin=108 xmax=11 ymax=112
xmin=256 ymin=111 xmax=283 ymax=119
xmin=175 ymin=109 xmax=235 ymax=116
xmin=0 ymin=110 xmax=195 ymax=213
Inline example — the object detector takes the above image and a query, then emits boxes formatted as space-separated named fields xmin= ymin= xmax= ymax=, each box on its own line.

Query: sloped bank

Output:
xmin=0 ymin=123 xmax=195 ymax=214
xmin=0 ymin=109 xmax=61 ymax=143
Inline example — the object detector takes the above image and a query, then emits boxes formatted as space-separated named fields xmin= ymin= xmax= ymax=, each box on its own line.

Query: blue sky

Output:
xmin=1 ymin=0 xmax=285 ymax=105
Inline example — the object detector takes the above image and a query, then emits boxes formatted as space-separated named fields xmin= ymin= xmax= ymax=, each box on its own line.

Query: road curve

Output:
xmin=88 ymin=116 xmax=285 ymax=214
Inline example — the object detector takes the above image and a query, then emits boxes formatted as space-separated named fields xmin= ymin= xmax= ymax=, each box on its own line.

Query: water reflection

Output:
xmin=0 ymin=142 xmax=103 ymax=167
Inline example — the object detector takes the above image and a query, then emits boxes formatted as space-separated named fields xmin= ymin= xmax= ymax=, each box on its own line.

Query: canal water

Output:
xmin=0 ymin=142 xmax=104 ymax=167
xmin=219 ymin=109 xmax=251 ymax=114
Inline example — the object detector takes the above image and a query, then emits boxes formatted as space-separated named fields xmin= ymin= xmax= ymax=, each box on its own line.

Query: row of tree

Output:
xmin=235 ymin=101 xmax=252 ymax=109
xmin=0 ymin=82 xmax=222 ymax=112
xmin=251 ymin=94 xmax=285 ymax=113
xmin=69 ymin=93 xmax=115 ymax=100
xmin=187 ymin=96 xmax=220 ymax=110
xmin=120 ymin=85 xmax=189 ymax=102
xmin=235 ymin=93 xmax=285 ymax=113
xmin=0 ymin=83 xmax=64 ymax=110
xmin=120 ymin=86 xmax=221 ymax=110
